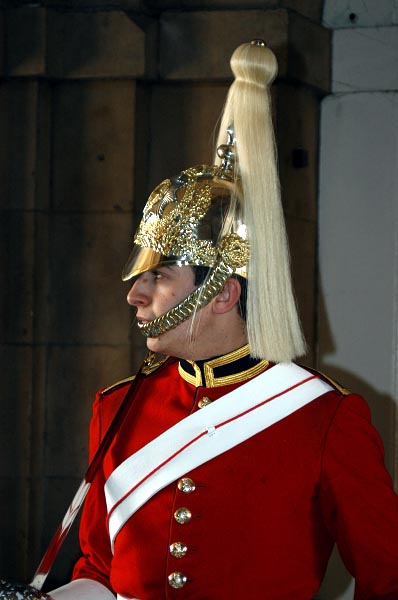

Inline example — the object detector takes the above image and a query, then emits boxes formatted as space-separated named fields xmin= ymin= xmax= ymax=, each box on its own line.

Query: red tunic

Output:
xmin=72 ymin=350 xmax=398 ymax=599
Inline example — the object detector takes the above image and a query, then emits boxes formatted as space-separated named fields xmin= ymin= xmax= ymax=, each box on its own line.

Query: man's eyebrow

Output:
xmin=157 ymin=265 xmax=180 ymax=274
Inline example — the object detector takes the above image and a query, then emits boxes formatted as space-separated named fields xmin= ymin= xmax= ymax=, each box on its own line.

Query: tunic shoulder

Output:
xmin=300 ymin=364 xmax=350 ymax=396
xmin=101 ymin=375 xmax=135 ymax=396
xmin=100 ymin=352 xmax=170 ymax=397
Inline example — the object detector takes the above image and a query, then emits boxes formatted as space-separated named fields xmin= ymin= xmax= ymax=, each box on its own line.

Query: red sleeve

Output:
xmin=71 ymin=390 xmax=115 ymax=592
xmin=319 ymin=393 xmax=398 ymax=599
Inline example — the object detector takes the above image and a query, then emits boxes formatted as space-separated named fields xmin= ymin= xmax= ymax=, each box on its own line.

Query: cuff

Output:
xmin=49 ymin=578 xmax=115 ymax=600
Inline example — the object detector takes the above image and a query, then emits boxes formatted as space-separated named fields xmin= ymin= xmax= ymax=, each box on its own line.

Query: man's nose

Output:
xmin=127 ymin=274 xmax=150 ymax=306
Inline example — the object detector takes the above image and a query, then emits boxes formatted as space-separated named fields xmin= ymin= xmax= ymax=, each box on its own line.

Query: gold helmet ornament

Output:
xmin=123 ymin=40 xmax=306 ymax=362
xmin=122 ymin=129 xmax=249 ymax=338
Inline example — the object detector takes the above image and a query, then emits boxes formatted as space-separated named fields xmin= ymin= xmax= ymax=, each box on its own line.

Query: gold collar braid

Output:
xmin=179 ymin=344 xmax=270 ymax=387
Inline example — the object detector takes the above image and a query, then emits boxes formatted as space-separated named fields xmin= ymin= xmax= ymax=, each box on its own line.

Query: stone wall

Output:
xmin=0 ymin=0 xmax=330 ymax=587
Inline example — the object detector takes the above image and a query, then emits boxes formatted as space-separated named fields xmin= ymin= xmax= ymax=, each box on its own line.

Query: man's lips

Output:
xmin=136 ymin=315 xmax=151 ymax=324
xmin=135 ymin=315 xmax=160 ymax=338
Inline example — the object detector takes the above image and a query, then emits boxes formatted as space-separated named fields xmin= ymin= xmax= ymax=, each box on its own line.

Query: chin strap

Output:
xmin=137 ymin=261 xmax=233 ymax=338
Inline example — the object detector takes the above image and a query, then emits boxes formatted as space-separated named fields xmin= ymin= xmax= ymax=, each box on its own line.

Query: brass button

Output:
xmin=198 ymin=396 xmax=212 ymax=409
xmin=178 ymin=477 xmax=196 ymax=494
xmin=170 ymin=541 xmax=188 ymax=558
xmin=168 ymin=571 xmax=187 ymax=589
xmin=174 ymin=507 xmax=192 ymax=524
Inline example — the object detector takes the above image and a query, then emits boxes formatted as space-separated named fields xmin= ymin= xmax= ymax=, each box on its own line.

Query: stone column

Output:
xmin=0 ymin=5 xmax=151 ymax=584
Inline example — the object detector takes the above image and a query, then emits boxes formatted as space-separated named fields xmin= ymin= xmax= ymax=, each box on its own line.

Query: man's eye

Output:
xmin=153 ymin=271 xmax=163 ymax=280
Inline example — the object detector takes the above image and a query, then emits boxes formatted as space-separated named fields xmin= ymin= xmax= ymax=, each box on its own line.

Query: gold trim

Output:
xmin=207 ymin=344 xmax=250 ymax=366
xmin=203 ymin=344 xmax=250 ymax=386
xmin=178 ymin=345 xmax=269 ymax=388
xmin=317 ymin=371 xmax=350 ymax=396
xmin=140 ymin=351 xmax=169 ymax=375
xmin=101 ymin=375 xmax=135 ymax=395
xmin=102 ymin=352 xmax=169 ymax=394
xmin=299 ymin=365 xmax=350 ymax=396
xmin=178 ymin=360 xmax=203 ymax=386
xmin=205 ymin=359 xmax=269 ymax=388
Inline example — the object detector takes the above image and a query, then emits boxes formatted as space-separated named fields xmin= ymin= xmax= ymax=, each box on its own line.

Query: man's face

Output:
xmin=127 ymin=265 xmax=207 ymax=359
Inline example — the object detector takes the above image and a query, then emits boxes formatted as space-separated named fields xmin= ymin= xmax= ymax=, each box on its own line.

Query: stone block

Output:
xmin=3 ymin=474 xmax=40 ymax=582
xmin=46 ymin=212 xmax=134 ymax=345
xmin=46 ymin=0 xmax=145 ymax=7
xmin=159 ymin=9 xmax=330 ymax=92
xmin=288 ymin=11 xmax=331 ymax=92
xmin=281 ymin=0 xmax=323 ymax=22
xmin=40 ymin=476 xmax=82 ymax=588
xmin=0 ymin=342 xmax=44 ymax=581
xmin=10 ymin=347 xmax=59 ymax=581
xmin=1 ymin=213 xmax=51 ymax=345
xmin=0 ymin=212 xmax=35 ymax=343
xmin=132 ymin=83 xmax=152 ymax=219
xmin=5 ymin=6 xmax=46 ymax=76
xmin=147 ymin=82 xmax=229 ymax=189
xmin=333 ymin=27 xmax=398 ymax=92
xmin=276 ymin=82 xmax=320 ymax=223
xmin=0 ymin=477 xmax=20 ymax=579
xmin=156 ymin=0 xmax=279 ymax=8
xmin=29 ymin=212 xmax=51 ymax=343
xmin=285 ymin=217 xmax=316 ymax=365
xmin=324 ymin=0 xmax=398 ymax=28
xmin=154 ymin=0 xmax=323 ymax=21
xmin=0 ymin=342 xmax=43 ymax=579
xmin=4 ymin=7 xmax=147 ymax=78
xmin=0 ymin=80 xmax=43 ymax=210
xmin=0 ymin=345 xmax=33 ymax=477
xmin=159 ymin=10 xmax=289 ymax=81
xmin=35 ymin=82 xmax=52 ymax=210
xmin=52 ymin=80 xmax=136 ymax=212
xmin=0 ymin=10 xmax=4 ymax=75
xmin=47 ymin=10 xmax=146 ymax=78
xmin=44 ymin=345 xmax=134 ymax=477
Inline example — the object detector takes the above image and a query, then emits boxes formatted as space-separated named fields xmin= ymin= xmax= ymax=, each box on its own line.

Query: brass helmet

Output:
xmin=122 ymin=133 xmax=250 ymax=339
xmin=123 ymin=40 xmax=306 ymax=362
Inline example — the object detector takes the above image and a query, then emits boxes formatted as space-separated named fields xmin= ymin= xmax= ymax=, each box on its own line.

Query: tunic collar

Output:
xmin=178 ymin=344 xmax=269 ymax=388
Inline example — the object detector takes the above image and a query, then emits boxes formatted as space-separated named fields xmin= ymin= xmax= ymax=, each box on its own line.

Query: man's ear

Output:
xmin=212 ymin=277 xmax=242 ymax=314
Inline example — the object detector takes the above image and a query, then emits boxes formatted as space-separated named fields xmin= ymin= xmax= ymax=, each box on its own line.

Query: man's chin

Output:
xmin=146 ymin=336 xmax=161 ymax=351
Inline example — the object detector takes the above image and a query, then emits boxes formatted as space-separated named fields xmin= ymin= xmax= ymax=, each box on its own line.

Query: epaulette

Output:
xmin=304 ymin=366 xmax=350 ymax=396
xmin=140 ymin=351 xmax=169 ymax=375
xmin=101 ymin=375 xmax=135 ymax=395
xmin=101 ymin=352 xmax=169 ymax=395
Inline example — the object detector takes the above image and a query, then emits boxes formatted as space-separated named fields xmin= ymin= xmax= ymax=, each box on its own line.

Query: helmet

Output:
xmin=122 ymin=165 xmax=248 ymax=282
xmin=123 ymin=41 xmax=306 ymax=362
xmin=122 ymin=137 xmax=250 ymax=338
